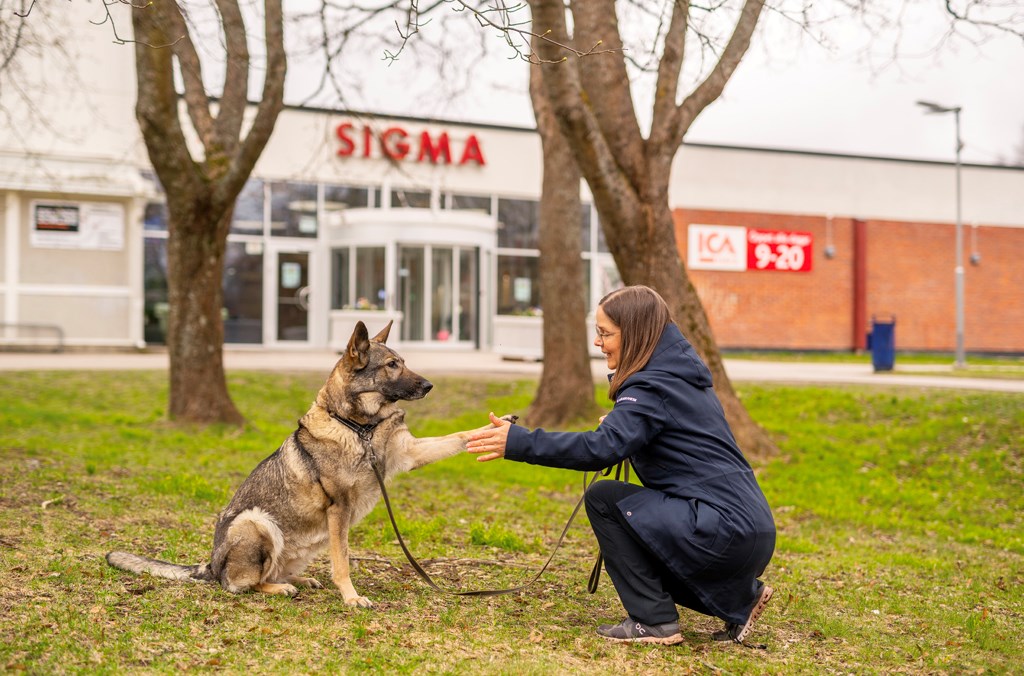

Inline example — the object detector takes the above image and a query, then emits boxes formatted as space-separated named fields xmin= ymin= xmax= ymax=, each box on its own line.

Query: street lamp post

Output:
xmin=917 ymin=100 xmax=966 ymax=369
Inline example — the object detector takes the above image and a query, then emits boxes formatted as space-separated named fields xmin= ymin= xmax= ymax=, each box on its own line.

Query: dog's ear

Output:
xmin=343 ymin=321 xmax=371 ymax=370
xmin=371 ymin=320 xmax=394 ymax=345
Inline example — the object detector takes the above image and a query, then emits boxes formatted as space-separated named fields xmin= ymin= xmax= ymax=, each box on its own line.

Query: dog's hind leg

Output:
xmin=214 ymin=508 xmax=293 ymax=596
xmin=326 ymin=502 xmax=372 ymax=608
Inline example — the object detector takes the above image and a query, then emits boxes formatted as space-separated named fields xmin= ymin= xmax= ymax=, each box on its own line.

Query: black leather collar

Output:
xmin=328 ymin=410 xmax=377 ymax=443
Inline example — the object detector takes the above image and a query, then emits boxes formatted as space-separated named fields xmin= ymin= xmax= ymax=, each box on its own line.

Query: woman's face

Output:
xmin=594 ymin=306 xmax=622 ymax=371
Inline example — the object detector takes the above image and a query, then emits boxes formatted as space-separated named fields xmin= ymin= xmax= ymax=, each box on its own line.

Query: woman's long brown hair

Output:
xmin=599 ymin=285 xmax=673 ymax=399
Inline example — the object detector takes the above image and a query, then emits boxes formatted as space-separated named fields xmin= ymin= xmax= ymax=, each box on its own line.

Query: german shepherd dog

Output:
xmin=107 ymin=320 xmax=507 ymax=607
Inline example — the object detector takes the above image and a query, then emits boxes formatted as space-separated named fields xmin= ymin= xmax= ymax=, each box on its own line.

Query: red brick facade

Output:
xmin=673 ymin=209 xmax=1024 ymax=354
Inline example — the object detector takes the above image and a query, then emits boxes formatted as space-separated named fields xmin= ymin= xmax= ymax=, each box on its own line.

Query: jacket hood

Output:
xmin=644 ymin=322 xmax=714 ymax=388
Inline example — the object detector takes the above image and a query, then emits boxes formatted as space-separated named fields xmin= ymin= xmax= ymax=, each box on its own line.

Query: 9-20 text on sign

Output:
xmin=687 ymin=224 xmax=813 ymax=272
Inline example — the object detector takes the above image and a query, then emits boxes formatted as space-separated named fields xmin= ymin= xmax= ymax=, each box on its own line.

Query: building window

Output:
xmin=432 ymin=247 xmax=454 ymax=341
xmin=446 ymin=193 xmax=492 ymax=213
xmin=497 ymin=254 xmax=540 ymax=315
xmin=143 ymin=238 xmax=169 ymax=343
xmin=232 ymin=179 xmax=265 ymax=235
xmin=459 ymin=248 xmax=478 ymax=343
xmin=594 ymin=255 xmax=622 ymax=309
xmin=332 ymin=246 xmax=386 ymax=310
xmin=144 ymin=202 xmax=167 ymax=231
xmin=391 ymin=188 xmax=431 ymax=209
xmin=356 ymin=247 xmax=386 ymax=309
xmin=143 ymin=238 xmax=263 ymax=344
xmin=580 ymin=203 xmax=592 ymax=250
xmin=596 ymin=210 xmax=610 ymax=253
xmin=223 ymin=241 xmax=264 ymax=343
xmin=324 ymin=184 xmax=370 ymax=229
xmin=270 ymin=181 xmax=318 ymax=238
xmin=331 ymin=249 xmax=350 ymax=310
xmin=497 ymin=198 xmax=539 ymax=249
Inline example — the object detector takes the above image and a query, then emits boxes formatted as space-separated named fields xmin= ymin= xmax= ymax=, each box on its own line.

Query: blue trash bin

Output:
xmin=870 ymin=315 xmax=896 ymax=372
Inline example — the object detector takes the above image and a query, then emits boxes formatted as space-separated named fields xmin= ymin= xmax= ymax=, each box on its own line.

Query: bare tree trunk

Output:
xmin=529 ymin=0 xmax=777 ymax=457
xmin=165 ymin=208 xmax=242 ymax=424
xmin=616 ymin=190 xmax=769 ymax=457
xmin=526 ymin=40 xmax=602 ymax=428
xmin=132 ymin=1 xmax=285 ymax=425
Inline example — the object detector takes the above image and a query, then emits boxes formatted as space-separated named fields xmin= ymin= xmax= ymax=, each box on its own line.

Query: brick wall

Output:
xmin=673 ymin=209 xmax=1024 ymax=354
xmin=866 ymin=220 xmax=1024 ymax=352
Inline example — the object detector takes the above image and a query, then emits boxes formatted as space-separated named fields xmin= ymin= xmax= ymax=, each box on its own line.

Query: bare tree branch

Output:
xmin=164 ymin=7 xmax=217 ymax=149
xmin=1 ymin=0 xmax=30 ymax=73
xmin=677 ymin=0 xmax=765 ymax=136
xmin=944 ymin=0 xmax=1024 ymax=40
xmin=210 ymin=0 xmax=251 ymax=150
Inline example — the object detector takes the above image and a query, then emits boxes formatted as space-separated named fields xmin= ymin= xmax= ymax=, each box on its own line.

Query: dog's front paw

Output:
xmin=499 ymin=414 xmax=519 ymax=425
xmin=288 ymin=576 xmax=323 ymax=589
xmin=255 ymin=581 xmax=299 ymax=596
xmin=344 ymin=595 xmax=374 ymax=608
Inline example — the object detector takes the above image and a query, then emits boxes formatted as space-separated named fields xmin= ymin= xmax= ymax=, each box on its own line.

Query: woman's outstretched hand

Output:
xmin=466 ymin=412 xmax=512 ymax=462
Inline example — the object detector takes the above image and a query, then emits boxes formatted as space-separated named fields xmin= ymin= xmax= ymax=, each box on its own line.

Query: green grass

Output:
xmin=0 ymin=370 xmax=1021 ymax=674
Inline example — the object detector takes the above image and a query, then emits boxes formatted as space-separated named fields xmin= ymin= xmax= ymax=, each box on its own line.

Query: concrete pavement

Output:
xmin=0 ymin=348 xmax=1021 ymax=393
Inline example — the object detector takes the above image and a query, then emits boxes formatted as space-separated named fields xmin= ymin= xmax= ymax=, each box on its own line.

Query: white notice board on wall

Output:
xmin=30 ymin=201 xmax=125 ymax=251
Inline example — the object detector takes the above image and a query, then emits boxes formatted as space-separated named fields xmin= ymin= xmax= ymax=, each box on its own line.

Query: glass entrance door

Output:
xmin=276 ymin=251 xmax=310 ymax=341
xmin=397 ymin=245 xmax=478 ymax=345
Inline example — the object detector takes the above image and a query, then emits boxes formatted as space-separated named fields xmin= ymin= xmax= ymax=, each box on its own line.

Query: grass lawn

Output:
xmin=0 ymin=370 xmax=1021 ymax=674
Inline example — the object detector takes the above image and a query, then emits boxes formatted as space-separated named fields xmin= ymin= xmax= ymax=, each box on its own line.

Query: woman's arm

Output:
xmin=467 ymin=388 xmax=665 ymax=472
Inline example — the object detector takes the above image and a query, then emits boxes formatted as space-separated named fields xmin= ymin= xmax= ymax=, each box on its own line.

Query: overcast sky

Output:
xmin=318 ymin=6 xmax=1024 ymax=168
xmin=685 ymin=30 xmax=1024 ymax=166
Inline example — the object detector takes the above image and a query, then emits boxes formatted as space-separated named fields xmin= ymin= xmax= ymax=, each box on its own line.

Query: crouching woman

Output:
xmin=467 ymin=285 xmax=776 ymax=645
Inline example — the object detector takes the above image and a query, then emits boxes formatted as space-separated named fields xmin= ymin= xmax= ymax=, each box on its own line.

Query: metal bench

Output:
xmin=0 ymin=322 xmax=65 ymax=353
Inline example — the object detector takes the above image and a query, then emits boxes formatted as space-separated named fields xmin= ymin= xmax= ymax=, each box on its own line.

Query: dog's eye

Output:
xmin=386 ymin=360 xmax=399 ymax=369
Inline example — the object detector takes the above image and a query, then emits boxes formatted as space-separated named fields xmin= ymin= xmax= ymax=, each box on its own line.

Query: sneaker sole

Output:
xmin=734 ymin=584 xmax=774 ymax=643
xmin=600 ymin=633 xmax=684 ymax=646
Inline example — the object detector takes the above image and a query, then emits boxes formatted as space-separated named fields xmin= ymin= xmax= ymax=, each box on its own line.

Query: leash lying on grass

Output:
xmin=336 ymin=412 xmax=624 ymax=597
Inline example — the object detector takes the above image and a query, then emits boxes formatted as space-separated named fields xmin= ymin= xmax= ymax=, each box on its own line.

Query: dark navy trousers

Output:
xmin=584 ymin=480 xmax=714 ymax=626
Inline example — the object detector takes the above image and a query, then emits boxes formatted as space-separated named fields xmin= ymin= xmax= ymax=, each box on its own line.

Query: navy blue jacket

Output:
xmin=505 ymin=323 xmax=775 ymax=623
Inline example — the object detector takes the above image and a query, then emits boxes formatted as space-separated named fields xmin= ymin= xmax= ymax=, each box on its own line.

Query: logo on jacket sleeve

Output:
xmin=615 ymin=396 xmax=638 ymax=404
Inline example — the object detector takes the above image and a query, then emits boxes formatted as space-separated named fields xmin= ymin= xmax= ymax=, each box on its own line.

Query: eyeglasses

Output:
xmin=595 ymin=328 xmax=619 ymax=341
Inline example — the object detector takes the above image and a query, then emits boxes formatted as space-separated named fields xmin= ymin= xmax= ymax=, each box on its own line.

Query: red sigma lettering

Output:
xmin=335 ymin=122 xmax=486 ymax=166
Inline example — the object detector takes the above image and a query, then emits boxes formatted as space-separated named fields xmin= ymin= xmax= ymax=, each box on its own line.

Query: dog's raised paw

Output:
xmin=500 ymin=414 xmax=519 ymax=425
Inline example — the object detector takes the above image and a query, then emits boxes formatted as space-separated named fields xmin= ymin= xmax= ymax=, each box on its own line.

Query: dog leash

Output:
xmin=330 ymin=411 xmax=619 ymax=597
xmin=369 ymin=451 xmax=600 ymax=596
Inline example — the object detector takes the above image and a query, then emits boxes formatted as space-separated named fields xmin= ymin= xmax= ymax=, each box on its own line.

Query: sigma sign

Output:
xmin=688 ymin=224 xmax=813 ymax=272
xmin=335 ymin=122 xmax=486 ymax=166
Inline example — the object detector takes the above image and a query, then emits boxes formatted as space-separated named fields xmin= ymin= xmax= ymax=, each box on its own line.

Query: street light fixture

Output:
xmin=916 ymin=99 xmax=966 ymax=369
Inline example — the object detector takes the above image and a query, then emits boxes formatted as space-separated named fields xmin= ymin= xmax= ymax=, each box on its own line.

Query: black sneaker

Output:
xmin=596 ymin=617 xmax=683 ymax=645
xmin=713 ymin=584 xmax=774 ymax=644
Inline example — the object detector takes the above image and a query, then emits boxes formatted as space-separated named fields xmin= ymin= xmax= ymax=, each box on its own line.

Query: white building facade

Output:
xmin=2 ymin=6 xmax=1022 ymax=356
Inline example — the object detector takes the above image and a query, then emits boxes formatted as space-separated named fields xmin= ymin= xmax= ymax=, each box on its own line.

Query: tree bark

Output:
xmin=529 ymin=0 xmax=776 ymax=457
xmin=132 ymin=0 xmax=286 ymax=425
xmin=164 ymin=207 xmax=240 ymax=423
xmin=526 ymin=34 xmax=603 ymax=429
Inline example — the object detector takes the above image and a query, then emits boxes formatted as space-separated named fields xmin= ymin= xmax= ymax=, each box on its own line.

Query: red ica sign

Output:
xmin=336 ymin=122 xmax=486 ymax=166
xmin=747 ymin=229 xmax=813 ymax=272
xmin=687 ymin=225 xmax=747 ymax=271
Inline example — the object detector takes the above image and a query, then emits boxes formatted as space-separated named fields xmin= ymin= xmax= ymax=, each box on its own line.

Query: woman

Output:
xmin=467 ymin=285 xmax=776 ymax=646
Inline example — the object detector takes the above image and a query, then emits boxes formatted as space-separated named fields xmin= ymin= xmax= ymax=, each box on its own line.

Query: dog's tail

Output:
xmin=106 ymin=551 xmax=214 ymax=583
